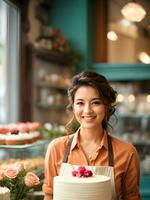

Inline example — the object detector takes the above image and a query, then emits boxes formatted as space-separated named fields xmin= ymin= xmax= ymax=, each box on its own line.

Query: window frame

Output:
xmin=6 ymin=2 xmax=20 ymax=122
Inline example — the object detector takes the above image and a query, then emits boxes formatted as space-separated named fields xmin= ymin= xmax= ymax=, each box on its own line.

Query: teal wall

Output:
xmin=91 ymin=63 xmax=150 ymax=81
xmin=49 ymin=0 xmax=92 ymax=71
xmin=49 ymin=0 xmax=150 ymax=80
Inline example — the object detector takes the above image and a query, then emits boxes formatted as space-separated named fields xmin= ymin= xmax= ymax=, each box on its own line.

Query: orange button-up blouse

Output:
xmin=43 ymin=130 xmax=141 ymax=200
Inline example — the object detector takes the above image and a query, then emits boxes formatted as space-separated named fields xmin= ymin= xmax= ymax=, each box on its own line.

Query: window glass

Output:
xmin=108 ymin=0 xmax=150 ymax=63
xmin=0 ymin=0 xmax=20 ymax=123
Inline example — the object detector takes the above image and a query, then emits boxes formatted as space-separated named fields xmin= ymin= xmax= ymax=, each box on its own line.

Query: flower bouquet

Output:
xmin=0 ymin=162 xmax=40 ymax=200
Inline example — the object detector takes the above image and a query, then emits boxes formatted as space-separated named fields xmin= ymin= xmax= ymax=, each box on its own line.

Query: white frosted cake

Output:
xmin=0 ymin=187 xmax=10 ymax=200
xmin=53 ymin=175 xmax=111 ymax=200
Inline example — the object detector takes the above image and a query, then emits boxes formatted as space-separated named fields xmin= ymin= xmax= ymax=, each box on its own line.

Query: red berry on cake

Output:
xmin=78 ymin=166 xmax=86 ymax=173
xmin=84 ymin=169 xmax=93 ymax=177
xmin=72 ymin=170 xmax=78 ymax=177
xmin=72 ymin=166 xmax=93 ymax=178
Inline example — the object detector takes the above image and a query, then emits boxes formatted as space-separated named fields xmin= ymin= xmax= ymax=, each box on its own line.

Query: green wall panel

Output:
xmin=91 ymin=63 xmax=150 ymax=81
xmin=49 ymin=0 xmax=92 ymax=71
xmin=140 ymin=176 xmax=150 ymax=199
xmin=49 ymin=1 xmax=150 ymax=80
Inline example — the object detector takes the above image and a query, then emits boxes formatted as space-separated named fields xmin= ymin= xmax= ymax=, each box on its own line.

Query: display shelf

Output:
xmin=0 ymin=139 xmax=49 ymax=150
xmin=31 ymin=46 xmax=73 ymax=124
xmin=0 ymin=139 xmax=49 ymax=159
xmin=36 ymin=81 xmax=68 ymax=91
xmin=33 ymin=48 xmax=70 ymax=65
xmin=116 ymin=114 xmax=150 ymax=118
xmin=36 ymin=103 xmax=66 ymax=110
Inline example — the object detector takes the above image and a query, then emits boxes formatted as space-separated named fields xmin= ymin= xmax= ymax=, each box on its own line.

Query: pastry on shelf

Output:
xmin=0 ymin=122 xmax=43 ymax=145
xmin=0 ymin=157 xmax=44 ymax=170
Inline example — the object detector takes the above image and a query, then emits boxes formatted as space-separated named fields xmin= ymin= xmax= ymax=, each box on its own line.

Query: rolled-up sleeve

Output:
xmin=42 ymin=140 xmax=57 ymax=200
xmin=122 ymin=146 xmax=141 ymax=200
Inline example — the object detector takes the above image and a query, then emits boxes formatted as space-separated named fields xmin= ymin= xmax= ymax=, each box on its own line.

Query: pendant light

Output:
xmin=121 ymin=1 xmax=146 ymax=22
xmin=107 ymin=31 xmax=118 ymax=41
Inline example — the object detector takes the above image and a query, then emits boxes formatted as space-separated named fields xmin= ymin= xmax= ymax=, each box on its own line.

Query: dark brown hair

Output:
xmin=66 ymin=71 xmax=117 ymax=133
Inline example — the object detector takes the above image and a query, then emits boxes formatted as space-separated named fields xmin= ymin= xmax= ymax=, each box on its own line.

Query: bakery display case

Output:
xmin=109 ymin=80 xmax=150 ymax=199
xmin=0 ymin=122 xmax=50 ymax=200
xmin=31 ymin=47 xmax=73 ymax=125
xmin=0 ymin=139 xmax=48 ymax=160
xmin=0 ymin=139 xmax=49 ymax=200
xmin=110 ymin=81 xmax=150 ymax=176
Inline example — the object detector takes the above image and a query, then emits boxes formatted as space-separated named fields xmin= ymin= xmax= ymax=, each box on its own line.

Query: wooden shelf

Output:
xmin=117 ymin=114 xmax=150 ymax=119
xmin=36 ymin=81 xmax=68 ymax=91
xmin=36 ymin=103 xmax=66 ymax=110
xmin=31 ymin=46 xmax=73 ymax=124
xmin=33 ymin=48 xmax=70 ymax=65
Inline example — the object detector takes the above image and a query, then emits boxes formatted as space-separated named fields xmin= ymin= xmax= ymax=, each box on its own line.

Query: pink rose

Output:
xmin=72 ymin=170 xmax=78 ymax=177
xmin=14 ymin=162 xmax=24 ymax=172
xmin=84 ymin=169 xmax=93 ymax=177
xmin=72 ymin=166 xmax=93 ymax=178
xmin=76 ymin=166 xmax=86 ymax=177
xmin=25 ymin=172 xmax=40 ymax=187
xmin=5 ymin=166 xmax=19 ymax=179
xmin=76 ymin=171 xmax=83 ymax=177
xmin=78 ymin=166 xmax=86 ymax=173
xmin=0 ymin=169 xmax=5 ymax=181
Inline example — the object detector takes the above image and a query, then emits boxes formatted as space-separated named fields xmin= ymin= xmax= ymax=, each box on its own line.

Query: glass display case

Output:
xmin=0 ymin=139 xmax=49 ymax=160
xmin=110 ymin=80 xmax=150 ymax=176
xmin=0 ymin=139 xmax=49 ymax=200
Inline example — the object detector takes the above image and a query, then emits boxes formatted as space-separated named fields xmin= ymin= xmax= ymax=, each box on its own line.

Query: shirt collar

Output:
xmin=70 ymin=128 xmax=108 ymax=151
xmin=70 ymin=128 xmax=80 ymax=150
xmin=100 ymin=130 xmax=108 ymax=150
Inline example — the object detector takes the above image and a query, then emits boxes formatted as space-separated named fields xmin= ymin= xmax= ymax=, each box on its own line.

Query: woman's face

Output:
xmin=73 ymin=86 xmax=106 ymax=130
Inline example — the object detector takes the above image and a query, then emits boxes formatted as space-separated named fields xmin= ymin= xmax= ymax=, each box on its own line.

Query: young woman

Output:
xmin=43 ymin=71 xmax=141 ymax=200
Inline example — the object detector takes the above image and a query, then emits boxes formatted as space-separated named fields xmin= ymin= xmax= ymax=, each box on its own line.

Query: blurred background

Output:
xmin=0 ymin=0 xmax=150 ymax=199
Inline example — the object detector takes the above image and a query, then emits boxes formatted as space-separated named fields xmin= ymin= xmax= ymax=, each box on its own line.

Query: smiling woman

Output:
xmin=43 ymin=71 xmax=141 ymax=200
xmin=73 ymin=86 xmax=106 ymax=130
